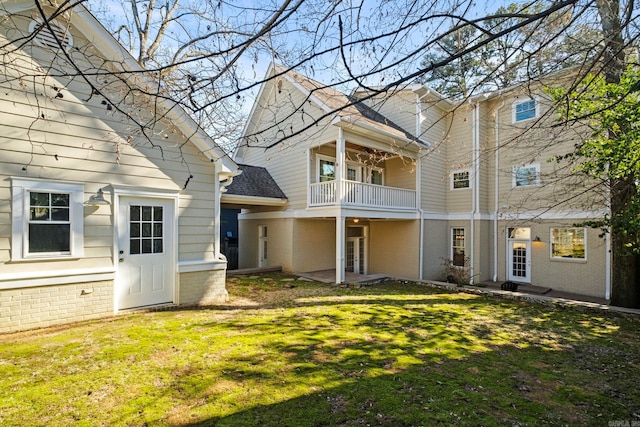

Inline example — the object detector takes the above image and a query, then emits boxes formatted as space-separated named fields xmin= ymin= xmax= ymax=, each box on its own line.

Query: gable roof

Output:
xmin=3 ymin=0 xmax=237 ymax=178
xmin=270 ymin=63 xmax=427 ymax=147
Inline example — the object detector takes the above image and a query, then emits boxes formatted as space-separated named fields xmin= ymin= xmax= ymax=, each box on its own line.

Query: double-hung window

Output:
xmin=451 ymin=169 xmax=471 ymax=190
xmin=551 ymin=228 xmax=586 ymax=260
xmin=318 ymin=157 xmax=335 ymax=182
xmin=11 ymin=178 xmax=84 ymax=260
xmin=513 ymin=98 xmax=537 ymax=122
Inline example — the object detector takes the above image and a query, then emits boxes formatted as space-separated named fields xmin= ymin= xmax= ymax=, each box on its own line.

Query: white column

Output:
xmin=336 ymin=214 xmax=345 ymax=284
xmin=336 ymin=128 xmax=345 ymax=205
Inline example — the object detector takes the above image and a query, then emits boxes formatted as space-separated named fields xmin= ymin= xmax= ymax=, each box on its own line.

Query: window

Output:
xmin=11 ymin=178 xmax=84 ymax=260
xmin=451 ymin=228 xmax=465 ymax=267
xmin=370 ymin=168 xmax=383 ymax=185
xmin=129 ymin=205 xmax=163 ymax=255
xmin=551 ymin=228 xmax=586 ymax=260
xmin=318 ymin=157 xmax=335 ymax=182
xmin=513 ymin=98 xmax=537 ymax=122
xmin=513 ymin=164 xmax=540 ymax=187
xmin=451 ymin=169 xmax=471 ymax=190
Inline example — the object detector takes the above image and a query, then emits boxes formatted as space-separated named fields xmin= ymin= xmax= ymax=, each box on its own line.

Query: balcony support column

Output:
xmin=336 ymin=128 xmax=345 ymax=205
xmin=336 ymin=215 xmax=345 ymax=284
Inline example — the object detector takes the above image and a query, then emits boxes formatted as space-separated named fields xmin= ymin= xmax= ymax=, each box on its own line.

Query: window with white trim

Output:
xmin=513 ymin=163 xmax=540 ymax=187
xmin=513 ymin=98 xmax=537 ymax=122
xmin=317 ymin=156 xmax=335 ymax=182
xmin=451 ymin=169 xmax=471 ymax=190
xmin=11 ymin=178 xmax=84 ymax=260
xmin=451 ymin=228 xmax=465 ymax=267
xmin=551 ymin=228 xmax=586 ymax=260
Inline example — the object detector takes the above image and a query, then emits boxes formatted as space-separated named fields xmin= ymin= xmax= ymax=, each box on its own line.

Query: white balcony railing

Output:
xmin=309 ymin=180 xmax=416 ymax=209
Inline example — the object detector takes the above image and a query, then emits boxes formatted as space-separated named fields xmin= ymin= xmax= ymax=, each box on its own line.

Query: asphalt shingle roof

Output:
xmin=225 ymin=164 xmax=287 ymax=200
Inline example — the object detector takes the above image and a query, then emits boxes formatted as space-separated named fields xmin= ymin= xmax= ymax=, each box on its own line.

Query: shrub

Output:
xmin=441 ymin=257 xmax=472 ymax=286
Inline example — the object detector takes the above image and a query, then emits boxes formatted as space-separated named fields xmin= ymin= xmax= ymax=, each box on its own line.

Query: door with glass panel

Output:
xmin=258 ymin=225 xmax=268 ymax=268
xmin=117 ymin=197 xmax=175 ymax=310
xmin=346 ymin=226 xmax=366 ymax=274
xmin=507 ymin=227 xmax=531 ymax=283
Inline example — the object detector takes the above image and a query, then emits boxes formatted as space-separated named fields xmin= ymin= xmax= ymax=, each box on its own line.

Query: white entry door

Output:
xmin=507 ymin=240 xmax=531 ymax=283
xmin=116 ymin=197 xmax=175 ymax=310
xmin=346 ymin=226 xmax=366 ymax=274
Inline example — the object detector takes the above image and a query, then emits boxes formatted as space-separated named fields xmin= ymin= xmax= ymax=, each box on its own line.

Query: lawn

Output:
xmin=1 ymin=274 xmax=639 ymax=426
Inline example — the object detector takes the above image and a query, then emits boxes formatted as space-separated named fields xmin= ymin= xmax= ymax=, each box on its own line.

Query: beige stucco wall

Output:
xmin=369 ymin=220 xmax=420 ymax=279
xmin=292 ymin=219 xmax=336 ymax=273
xmin=238 ymin=218 xmax=294 ymax=271
xmin=421 ymin=219 xmax=449 ymax=280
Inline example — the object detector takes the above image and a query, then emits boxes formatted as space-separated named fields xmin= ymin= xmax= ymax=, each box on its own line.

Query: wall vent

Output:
xmin=29 ymin=19 xmax=73 ymax=51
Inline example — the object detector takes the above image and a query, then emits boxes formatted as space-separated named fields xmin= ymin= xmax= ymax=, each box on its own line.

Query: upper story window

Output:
xmin=451 ymin=169 xmax=471 ymax=190
xmin=551 ymin=228 xmax=586 ymax=260
xmin=11 ymin=178 xmax=84 ymax=261
xmin=370 ymin=168 xmax=383 ymax=185
xmin=513 ymin=98 xmax=537 ymax=122
xmin=513 ymin=163 xmax=540 ymax=187
xmin=318 ymin=157 xmax=335 ymax=182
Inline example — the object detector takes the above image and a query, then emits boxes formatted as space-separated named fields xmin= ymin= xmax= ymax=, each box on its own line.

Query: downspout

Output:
xmin=469 ymin=101 xmax=480 ymax=284
xmin=494 ymin=96 xmax=505 ymax=281
xmin=416 ymin=92 xmax=424 ymax=280
xmin=214 ymin=159 xmax=222 ymax=261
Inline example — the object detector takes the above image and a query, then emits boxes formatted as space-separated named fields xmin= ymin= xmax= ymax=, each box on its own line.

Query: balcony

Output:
xmin=309 ymin=180 xmax=416 ymax=209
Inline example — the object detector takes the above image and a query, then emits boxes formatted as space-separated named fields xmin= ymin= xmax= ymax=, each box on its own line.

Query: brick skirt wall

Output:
xmin=0 ymin=270 xmax=229 ymax=333
xmin=0 ymin=281 xmax=114 ymax=334
xmin=179 ymin=269 xmax=228 ymax=306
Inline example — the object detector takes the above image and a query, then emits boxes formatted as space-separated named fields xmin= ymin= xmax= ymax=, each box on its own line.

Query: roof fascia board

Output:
xmin=331 ymin=116 xmax=426 ymax=151
xmin=221 ymin=194 xmax=288 ymax=207
xmin=281 ymin=72 xmax=333 ymax=114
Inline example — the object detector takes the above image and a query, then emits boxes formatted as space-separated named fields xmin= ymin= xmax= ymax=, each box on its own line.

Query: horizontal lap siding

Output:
xmin=420 ymin=105 xmax=450 ymax=212
xmin=444 ymin=106 xmax=473 ymax=213
xmin=0 ymin=16 xmax=219 ymax=278
xmin=495 ymin=90 xmax=602 ymax=213
xmin=241 ymin=78 xmax=336 ymax=210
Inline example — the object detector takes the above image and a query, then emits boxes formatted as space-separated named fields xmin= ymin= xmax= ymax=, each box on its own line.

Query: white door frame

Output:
xmin=507 ymin=239 xmax=531 ymax=283
xmin=258 ymin=224 xmax=268 ymax=268
xmin=112 ymin=186 xmax=179 ymax=312
xmin=346 ymin=225 xmax=367 ymax=274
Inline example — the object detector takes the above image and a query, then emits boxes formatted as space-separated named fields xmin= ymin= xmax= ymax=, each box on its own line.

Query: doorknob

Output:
xmin=119 ymin=250 xmax=124 ymax=262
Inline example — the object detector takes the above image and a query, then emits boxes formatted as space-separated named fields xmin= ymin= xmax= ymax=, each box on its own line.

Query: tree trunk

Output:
xmin=610 ymin=176 xmax=640 ymax=307
xmin=596 ymin=0 xmax=640 ymax=307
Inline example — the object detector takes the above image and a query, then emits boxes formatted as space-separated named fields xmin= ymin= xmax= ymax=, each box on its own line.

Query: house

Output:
xmin=233 ymin=63 xmax=610 ymax=300
xmin=0 ymin=2 xmax=237 ymax=333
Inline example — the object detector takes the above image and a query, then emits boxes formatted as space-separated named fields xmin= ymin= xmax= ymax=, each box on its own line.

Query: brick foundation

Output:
xmin=0 ymin=281 xmax=114 ymax=333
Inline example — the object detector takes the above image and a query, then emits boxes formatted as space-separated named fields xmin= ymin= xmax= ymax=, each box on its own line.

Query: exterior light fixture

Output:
xmin=533 ymin=236 xmax=541 ymax=242
xmin=85 ymin=188 xmax=110 ymax=205
xmin=353 ymin=218 xmax=360 ymax=223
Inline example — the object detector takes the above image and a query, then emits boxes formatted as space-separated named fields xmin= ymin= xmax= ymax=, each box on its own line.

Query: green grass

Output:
xmin=1 ymin=274 xmax=639 ymax=426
